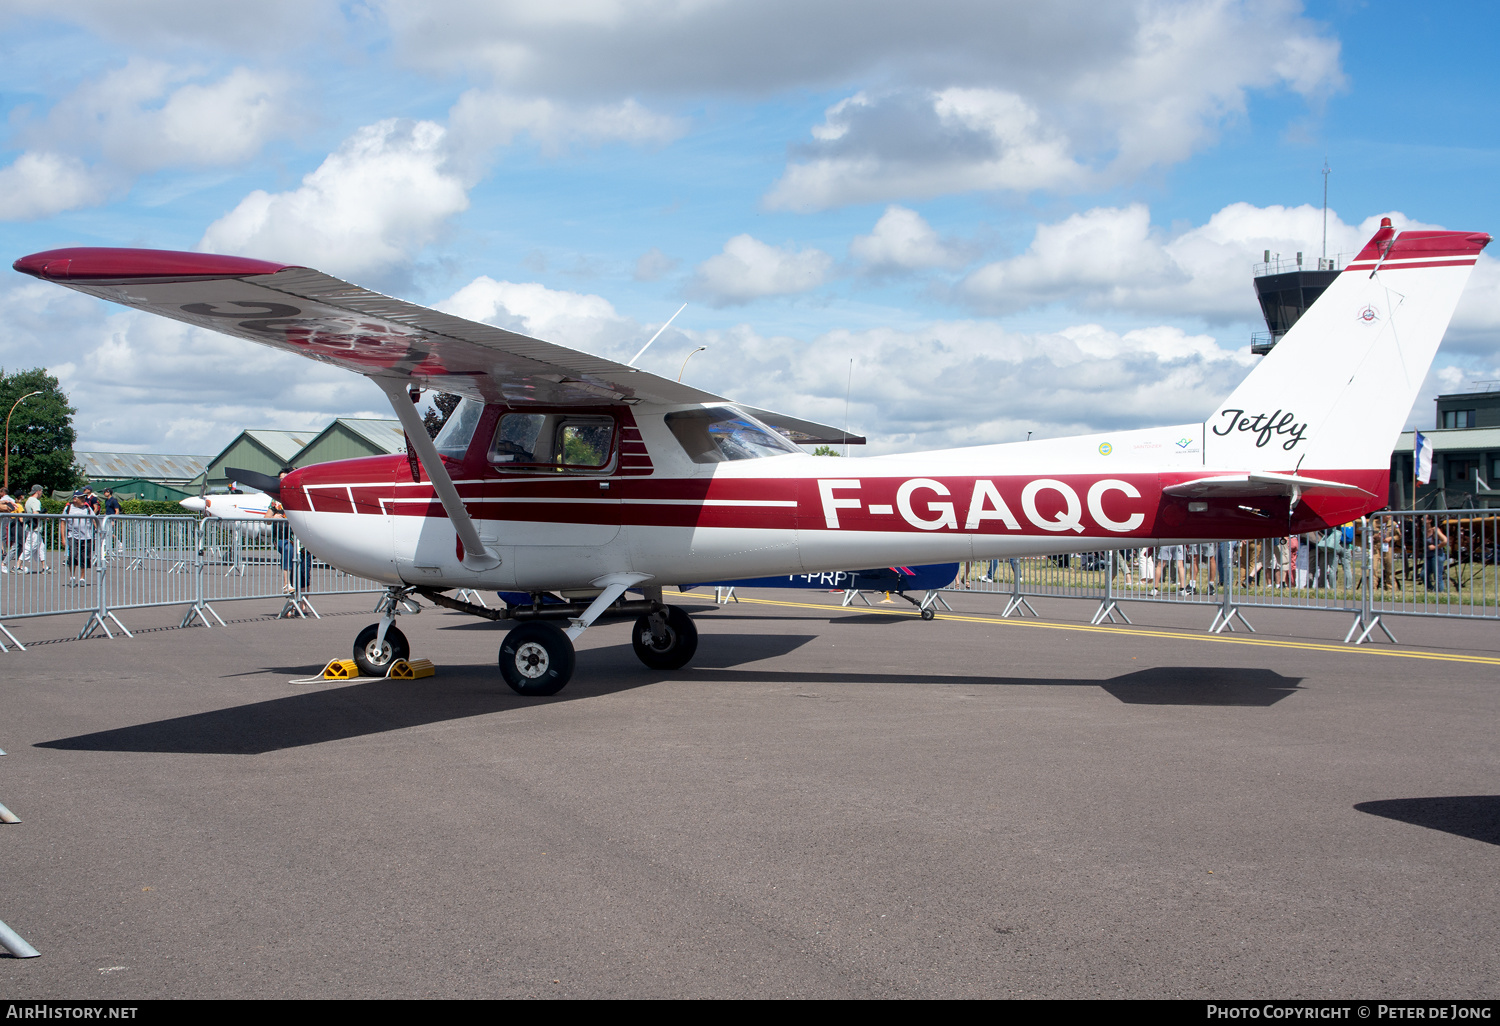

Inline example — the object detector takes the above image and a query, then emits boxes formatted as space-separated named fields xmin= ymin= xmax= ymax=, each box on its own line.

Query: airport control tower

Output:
xmin=1249 ymin=250 xmax=1340 ymax=355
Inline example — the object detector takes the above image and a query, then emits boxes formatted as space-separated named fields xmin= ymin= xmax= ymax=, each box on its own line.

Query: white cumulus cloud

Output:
xmin=767 ymin=88 xmax=1087 ymax=212
xmin=759 ymin=1 xmax=1342 ymax=210
xmin=0 ymin=60 xmax=291 ymax=221
xmin=199 ymin=119 xmax=471 ymax=280
xmin=0 ymin=152 xmax=114 ymax=221
xmin=688 ymin=235 xmax=834 ymax=306
xmin=447 ymin=90 xmax=685 ymax=162
xmin=958 ymin=202 xmax=1448 ymax=322
xmin=850 ymin=205 xmax=965 ymax=271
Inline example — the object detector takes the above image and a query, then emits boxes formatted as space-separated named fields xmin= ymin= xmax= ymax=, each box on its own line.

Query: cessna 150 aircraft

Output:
xmin=14 ymin=219 xmax=1489 ymax=694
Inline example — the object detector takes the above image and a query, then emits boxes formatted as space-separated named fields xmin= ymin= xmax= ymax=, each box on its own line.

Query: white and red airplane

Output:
xmin=14 ymin=218 xmax=1489 ymax=694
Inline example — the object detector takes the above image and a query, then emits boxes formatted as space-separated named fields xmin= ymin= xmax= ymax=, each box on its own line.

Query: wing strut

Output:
xmin=374 ymin=378 xmax=501 ymax=571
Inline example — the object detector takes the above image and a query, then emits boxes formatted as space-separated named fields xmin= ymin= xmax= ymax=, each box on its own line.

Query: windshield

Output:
xmin=432 ymin=397 xmax=485 ymax=460
xmin=665 ymin=407 xmax=802 ymax=464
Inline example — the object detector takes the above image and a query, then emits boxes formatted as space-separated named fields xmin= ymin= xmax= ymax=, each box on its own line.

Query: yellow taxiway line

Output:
xmin=730 ymin=596 xmax=1500 ymax=667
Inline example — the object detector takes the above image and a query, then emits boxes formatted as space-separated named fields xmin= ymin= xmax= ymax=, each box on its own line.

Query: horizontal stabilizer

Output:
xmin=737 ymin=405 xmax=866 ymax=446
xmin=1162 ymin=472 xmax=1374 ymax=499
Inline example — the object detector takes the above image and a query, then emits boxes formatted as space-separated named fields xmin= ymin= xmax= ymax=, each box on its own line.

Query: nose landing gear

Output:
xmin=352 ymin=585 xmax=418 ymax=677
xmin=353 ymin=622 xmax=410 ymax=676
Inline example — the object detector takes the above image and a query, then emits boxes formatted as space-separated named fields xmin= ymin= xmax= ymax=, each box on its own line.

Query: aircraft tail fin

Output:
xmin=1205 ymin=220 xmax=1489 ymax=474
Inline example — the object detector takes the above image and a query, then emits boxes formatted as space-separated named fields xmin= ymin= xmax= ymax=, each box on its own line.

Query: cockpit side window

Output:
xmin=432 ymin=397 xmax=485 ymax=460
xmin=665 ymin=407 xmax=802 ymax=464
xmin=488 ymin=412 xmax=618 ymax=473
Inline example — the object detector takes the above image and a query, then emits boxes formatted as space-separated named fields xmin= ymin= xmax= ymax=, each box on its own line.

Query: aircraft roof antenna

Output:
xmin=1321 ymin=158 xmax=1331 ymax=268
xmin=843 ymin=358 xmax=853 ymax=457
xmin=627 ymin=303 xmax=688 ymax=367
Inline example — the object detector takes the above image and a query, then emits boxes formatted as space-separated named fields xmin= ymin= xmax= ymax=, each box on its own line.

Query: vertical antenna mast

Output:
xmin=1321 ymin=158 xmax=1331 ymax=267
xmin=843 ymin=358 xmax=853 ymax=457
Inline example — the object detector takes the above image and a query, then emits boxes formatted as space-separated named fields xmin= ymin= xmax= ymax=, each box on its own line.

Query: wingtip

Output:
xmin=13 ymin=247 xmax=293 ymax=282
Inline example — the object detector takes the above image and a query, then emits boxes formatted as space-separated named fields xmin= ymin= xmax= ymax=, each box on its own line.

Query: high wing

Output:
xmin=1162 ymin=471 xmax=1375 ymax=499
xmin=13 ymin=247 xmax=864 ymax=444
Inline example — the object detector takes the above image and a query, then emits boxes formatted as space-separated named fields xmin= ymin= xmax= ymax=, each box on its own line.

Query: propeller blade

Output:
xmin=224 ymin=467 xmax=282 ymax=496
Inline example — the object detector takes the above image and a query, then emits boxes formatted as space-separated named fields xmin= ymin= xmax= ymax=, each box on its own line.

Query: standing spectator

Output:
xmin=64 ymin=491 xmax=95 ymax=586
xmin=1138 ymin=546 xmax=1155 ymax=590
xmin=99 ymin=488 xmax=122 ymax=561
xmin=1154 ymin=544 xmax=1186 ymax=595
xmin=265 ymin=498 xmax=313 ymax=612
xmin=1424 ymin=518 xmax=1450 ymax=592
xmin=1377 ymin=519 xmax=1401 ymax=593
xmin=19 ymin=484 xmax=48 ymax=573
xmin=0 ymin=488 xmax=18 ymax=573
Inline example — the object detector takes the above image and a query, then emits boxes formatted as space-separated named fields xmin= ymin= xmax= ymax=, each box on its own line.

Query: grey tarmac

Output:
xmin=0 ymin=590 xmax=1496 ymax=999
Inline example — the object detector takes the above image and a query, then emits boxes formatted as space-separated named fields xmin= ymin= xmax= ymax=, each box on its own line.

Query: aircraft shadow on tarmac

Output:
xmin=35 ymin=634 xmax=819 ymax=756
xmin=37 ymin=652 xmax=1301 ymax=756
xmin=1354 ymin=796 xmax=1500 ymax=846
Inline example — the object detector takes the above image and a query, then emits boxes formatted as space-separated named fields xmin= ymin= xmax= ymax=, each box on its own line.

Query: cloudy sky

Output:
xmin=2 ymin=0 xmax=1497 ymax=456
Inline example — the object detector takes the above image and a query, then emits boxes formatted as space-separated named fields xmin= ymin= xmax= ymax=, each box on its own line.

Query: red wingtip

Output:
xmin=12 ymin=247 xmax=293 ymax=282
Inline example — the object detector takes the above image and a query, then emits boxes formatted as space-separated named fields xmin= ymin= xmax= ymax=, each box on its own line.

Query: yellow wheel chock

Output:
xmin=387 ymin=658 xmax=435 ymax=679
xmin=322 ymin=658 xmax=360 ymax=680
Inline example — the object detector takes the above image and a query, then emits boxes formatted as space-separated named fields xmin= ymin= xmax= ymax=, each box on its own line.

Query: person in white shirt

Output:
xmin=64 ymin=491 xmax=95 ymax=586
xmin=19 ymin=484 xmax=49 ymax=572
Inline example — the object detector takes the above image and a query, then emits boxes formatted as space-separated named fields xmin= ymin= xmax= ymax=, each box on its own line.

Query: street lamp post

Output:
xmin=4 ymin=391 xmax=42 ymax=494
xmin=678 ymin=346 xmax=707 ymax=382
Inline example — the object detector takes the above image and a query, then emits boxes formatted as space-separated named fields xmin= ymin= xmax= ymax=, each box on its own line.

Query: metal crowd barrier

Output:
xmin=942 ymin=509 xmax=1499 ymax=644
xmin=0 ymin=514 xmax=387 ymax=651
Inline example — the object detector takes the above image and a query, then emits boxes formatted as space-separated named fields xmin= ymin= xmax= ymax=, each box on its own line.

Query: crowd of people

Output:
xmin=955 ymin=519 xmax=1464 ymax=595
xmin=0 ymin=478 xmax=320 ymax=602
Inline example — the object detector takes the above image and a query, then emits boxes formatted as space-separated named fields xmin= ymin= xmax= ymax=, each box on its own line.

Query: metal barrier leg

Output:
xmin=0 ymin=620 xmax=22 ymax=652
xmin=1090 ymin=551 xmax=1132 ymax=625
xmin=1000 ymin=564 xmax=1037 ymax=618
xmin=0 ymin=917 xmax=40 ymax=958
xmin=1207 ymin=550 xmax=1254 ymax=633
xmin=1346 ymin=532 xmax=1398 ymax=645
xmin=455 ymin=588 xmax=489 ymax=608
xmin=279 ymin=543 xmax=320 ymax=619
xmin=180 ymin=521 xmax=224 ymax=628
xmin=78 ymin=557 xmax=132 ymax=640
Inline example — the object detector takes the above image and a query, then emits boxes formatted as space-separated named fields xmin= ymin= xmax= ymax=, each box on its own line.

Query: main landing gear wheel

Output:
xmin=353 ymin=623 xmax=409 ymax=677
xmin=920 ymin=607 xmax=936 ymax=621
xmin=632 ymin=606 xmax=698 ymax=670
xmin=499 ymin=621 xmax=575 ymax=696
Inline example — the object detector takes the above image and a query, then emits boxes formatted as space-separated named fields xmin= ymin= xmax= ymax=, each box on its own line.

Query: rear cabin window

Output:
xmin=665 ymin=407 xmax=802 ymax=464
xmin=488 ymin=412 xmax=617 ymax=473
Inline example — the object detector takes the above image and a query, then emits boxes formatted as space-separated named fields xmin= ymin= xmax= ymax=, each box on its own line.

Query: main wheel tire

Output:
xmin=920 ymin=606 xmax=936 ymax=621
xmin=353 ymin=623 xmax=409 ymax=677
xmin=631 ymin=605 xmax=698 ymax=670
xmin=499 ymin=621 xmax=575 ymax=696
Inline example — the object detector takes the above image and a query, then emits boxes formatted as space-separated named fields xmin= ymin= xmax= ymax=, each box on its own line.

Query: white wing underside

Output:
xmin=57 ymin=264 xmax=864 ymax=444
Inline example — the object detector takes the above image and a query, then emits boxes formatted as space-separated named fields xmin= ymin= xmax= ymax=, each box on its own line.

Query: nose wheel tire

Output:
xmin=499 ymin=621 xmax=575 ymax=696
xmin=631 ymin=605 xmax=698 ymax=670
xmin=352 ymin=623 xmax=409 ymax=677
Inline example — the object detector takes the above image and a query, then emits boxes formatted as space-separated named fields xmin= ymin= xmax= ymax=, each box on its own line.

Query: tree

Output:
xmin=812 ymin=445 xmax=842 ymax=457
xmin=1 ymin=368 xmax=80 ymax=494
xmin=422 ymin=392 xmax=462 ymax=438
